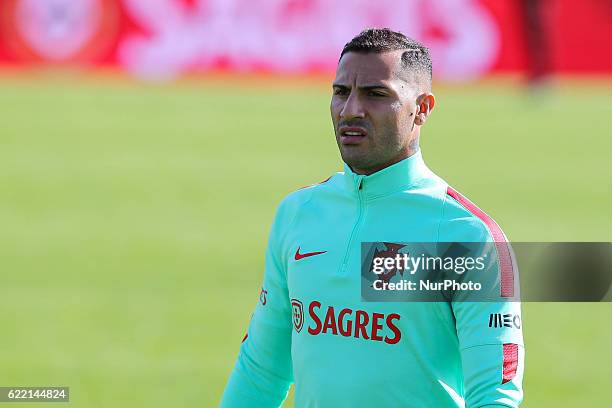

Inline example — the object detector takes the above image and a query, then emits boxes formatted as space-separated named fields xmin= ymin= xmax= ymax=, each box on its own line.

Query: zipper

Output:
xmin=338 ymin=175 xmax=365 ymax=276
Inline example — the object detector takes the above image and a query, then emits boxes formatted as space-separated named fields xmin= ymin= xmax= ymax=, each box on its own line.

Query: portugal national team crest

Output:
xmin=291 ymin=298 xmax=304 ymax=333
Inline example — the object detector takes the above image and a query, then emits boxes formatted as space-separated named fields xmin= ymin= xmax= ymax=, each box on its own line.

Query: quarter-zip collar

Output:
xmin=342 ymin=150 xmax=429 ymax=198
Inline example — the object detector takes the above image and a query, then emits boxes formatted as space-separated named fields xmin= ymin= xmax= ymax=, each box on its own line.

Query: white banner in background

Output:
xmin=15 ymin=0 xmax=101 ymax=60
xmin=119 ymin=0 xmax=500 ymax=80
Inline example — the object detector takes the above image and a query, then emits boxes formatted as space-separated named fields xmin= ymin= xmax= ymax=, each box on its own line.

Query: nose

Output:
xmin=340 ymin=90 xmax=365 ymax=119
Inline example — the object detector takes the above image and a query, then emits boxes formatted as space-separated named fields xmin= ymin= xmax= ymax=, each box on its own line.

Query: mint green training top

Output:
xmin=221 ymin=151 xmax=524 ymax=407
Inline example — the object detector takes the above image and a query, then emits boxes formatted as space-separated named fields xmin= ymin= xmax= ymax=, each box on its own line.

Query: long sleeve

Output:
xmin=452 ymin=283 xmax=524 ymax=407
xmin=440 ymin=189 xmax=525 ymax=407
xmin=220 ymin=202 xmax=294 ymax=407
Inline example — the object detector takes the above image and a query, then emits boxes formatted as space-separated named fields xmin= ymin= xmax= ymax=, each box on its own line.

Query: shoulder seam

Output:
xmin=297 ymin=175 xmax=332 ymax=191
xmin=445 ymin=186 xmax=515 ymax=298
xmin=277 ymin=186 xmax=317 ymax=265
xmin=436 ymin=186 xmax=450 ymax=243
xmin=446 ymin=186 xmax=508 ymax=242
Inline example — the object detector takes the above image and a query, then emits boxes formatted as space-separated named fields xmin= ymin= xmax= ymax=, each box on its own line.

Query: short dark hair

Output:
xmin=340 ymin=28 xmax=432 ymax=87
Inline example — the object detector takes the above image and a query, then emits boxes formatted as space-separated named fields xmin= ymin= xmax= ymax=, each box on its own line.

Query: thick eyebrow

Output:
xmin=360 ymin=85 xmax=391 ymax=92
xmin=332 ymin=84 xmax=392 ymax=92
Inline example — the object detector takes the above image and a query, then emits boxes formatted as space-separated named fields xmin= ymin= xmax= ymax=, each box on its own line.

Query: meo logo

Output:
xmin=489 ymin=313 xmax=521 ymax=329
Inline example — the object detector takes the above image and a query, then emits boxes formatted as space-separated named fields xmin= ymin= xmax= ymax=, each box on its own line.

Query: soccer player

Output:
xmin=221 ymin=28 xmax=524 ymax=407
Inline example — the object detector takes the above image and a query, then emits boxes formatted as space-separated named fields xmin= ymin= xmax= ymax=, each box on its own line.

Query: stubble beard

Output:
xmin=340 ymin=130 xmax=413 ymax=175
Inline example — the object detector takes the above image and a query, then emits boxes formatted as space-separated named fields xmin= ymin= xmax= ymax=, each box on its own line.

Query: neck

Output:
xmin=351 ymin=133 xmax=421 ymax=175
xmin=351 ymin=150 xmax=415 ymax=175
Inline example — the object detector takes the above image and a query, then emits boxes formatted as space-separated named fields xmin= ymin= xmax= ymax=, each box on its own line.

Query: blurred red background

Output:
xmin=0 ymin=0 xmax=610 ymax=79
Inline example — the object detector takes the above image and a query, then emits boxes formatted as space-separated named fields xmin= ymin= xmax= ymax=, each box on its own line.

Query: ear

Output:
xmin=414 ymin=93 xmax=435 ymax=126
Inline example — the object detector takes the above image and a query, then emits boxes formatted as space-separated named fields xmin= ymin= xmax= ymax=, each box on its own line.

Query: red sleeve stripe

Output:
xmin=502 ymin=343 xmax=519 ymax=384
xmin=446 ymin=186 xmax=515 ymax=297
xmin=241 ymin=333 xmax=248 ymax=343
xmin=299 ymin=176 xmax=332 ymax=190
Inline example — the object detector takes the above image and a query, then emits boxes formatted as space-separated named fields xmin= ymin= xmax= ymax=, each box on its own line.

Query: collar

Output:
xmin=342 ymin=150 xmax=429 ymax=198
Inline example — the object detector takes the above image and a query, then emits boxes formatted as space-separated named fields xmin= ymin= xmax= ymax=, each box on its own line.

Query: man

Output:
xmin=221 ymin=28 xmax=524 ymax=407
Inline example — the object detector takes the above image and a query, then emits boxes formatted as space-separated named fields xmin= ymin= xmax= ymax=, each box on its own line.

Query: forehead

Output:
xmin=334 ymin=50 xmax=403 ymax=85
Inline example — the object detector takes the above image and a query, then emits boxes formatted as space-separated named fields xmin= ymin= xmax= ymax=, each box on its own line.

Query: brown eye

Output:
xmin=334 ymin=88 xmax=348 ymax=96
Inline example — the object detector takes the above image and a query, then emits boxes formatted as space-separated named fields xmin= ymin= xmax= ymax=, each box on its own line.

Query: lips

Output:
xmin=339 ymin=126 xmax=368 ymax=145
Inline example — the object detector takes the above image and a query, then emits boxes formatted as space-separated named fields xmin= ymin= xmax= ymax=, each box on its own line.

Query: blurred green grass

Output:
xmin=0 ymin=74 xmax=610 ymax=407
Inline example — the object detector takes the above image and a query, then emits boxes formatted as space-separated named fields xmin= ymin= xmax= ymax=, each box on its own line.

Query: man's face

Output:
xmin=330 ymin=50 xmax=420 ymax=175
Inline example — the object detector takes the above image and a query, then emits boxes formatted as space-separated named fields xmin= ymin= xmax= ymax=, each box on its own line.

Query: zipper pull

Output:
xmin=356 ymin=175 xmax=364 ymax=191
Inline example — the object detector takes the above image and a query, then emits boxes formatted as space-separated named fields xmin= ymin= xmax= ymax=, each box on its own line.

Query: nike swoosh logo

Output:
xmin=294 ymin=246 xmax=327 ymax=261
